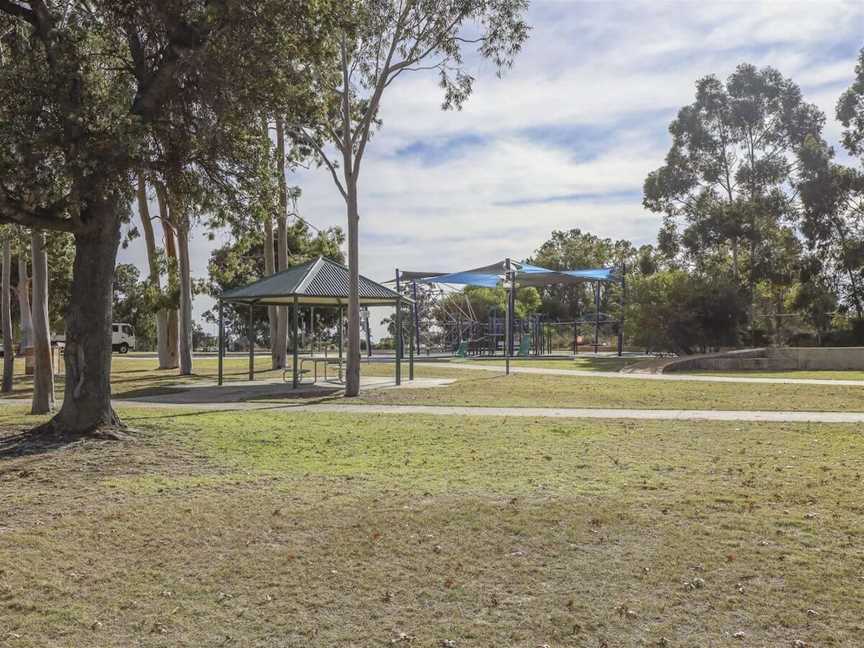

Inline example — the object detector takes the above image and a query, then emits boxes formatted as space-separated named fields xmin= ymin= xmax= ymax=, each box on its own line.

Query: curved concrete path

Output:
xmin=101 ymin=399 xmax=864 ymax=423
xmin=277 ymin=403 xmax=864 ymax=423
xmin=446 ymin=361 xmax=864 ymax=386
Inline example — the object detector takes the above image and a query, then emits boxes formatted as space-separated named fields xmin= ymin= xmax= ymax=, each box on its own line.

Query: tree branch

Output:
xmin=0 ymin=192 xmax=76 ymax=233
xmin=290 ymin=127 xmax=348 ymax=201
xmin=0 ymin=0 xmax=36 ymax=25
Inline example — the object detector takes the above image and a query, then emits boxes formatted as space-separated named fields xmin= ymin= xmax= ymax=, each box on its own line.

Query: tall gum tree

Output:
xmin=291 ymin=0 xmax=529 ymax=396
xmin=30 ymin=228 xmax=54 ymax=413
xmin=0 ymin=1 xmax=325 ymax=435
xmin=1 ymin=233 xmax=12 ymax=392
xmin=136 ymin=174 xmax=174 ymax=368
xmin=644 ymin=63 xmax=825 ymax=343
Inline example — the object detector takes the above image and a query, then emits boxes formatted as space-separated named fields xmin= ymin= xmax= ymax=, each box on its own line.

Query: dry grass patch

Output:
xmin=1 ymin=406 xmax=863 ymax=646
xmin=357 ymin=370 xmax=864 ymax=412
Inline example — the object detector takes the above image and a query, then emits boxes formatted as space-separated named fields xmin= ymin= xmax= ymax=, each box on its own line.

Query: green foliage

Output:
xmin=529 ymin=229 xmax=635 ymax=323
xmin=627 ymin=270 xmax=746 ymax=354
xmin=205 ymin=221 xmax=344 ymax=341
xmin=644 ymin=64 xmax=824 ymax=335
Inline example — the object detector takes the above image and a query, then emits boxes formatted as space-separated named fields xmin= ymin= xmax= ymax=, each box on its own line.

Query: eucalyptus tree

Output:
xmin=30 ymin=227 xmax=53 ymax=413
xmin=1 ymin=230 xmax=12 ymax=392
xmin=291 ymin=0 xmax=530 ymax=396
xmin=795 ymin=136 xmax=864 ymax=319
xmin=644 ymin=64 xmax=824 ymax=341
xmin=0 ymin=1 xmax=325 ymax=435
xmin=827 ymin=45 xmax=864 ymax=321
xmin=135 ymin=174 xmax=175 ymax=368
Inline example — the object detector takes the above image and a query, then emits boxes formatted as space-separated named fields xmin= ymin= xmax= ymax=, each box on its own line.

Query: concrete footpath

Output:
xmin=104 ymin=400 xmax=864 ymax=423
xmin=3 ymin=397 xmax=862 ymax=423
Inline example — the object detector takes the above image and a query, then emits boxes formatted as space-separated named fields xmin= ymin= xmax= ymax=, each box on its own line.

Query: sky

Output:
xmin=118 ymin=0 xmax=864 ymax=339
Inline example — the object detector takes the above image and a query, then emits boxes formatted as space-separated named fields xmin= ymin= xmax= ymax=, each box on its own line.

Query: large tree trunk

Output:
xmin=344 ymin=179 xmax=361 ymax=396
xmin=274 ymin=117 xmax=289 ymax=368
xmin=45 ymin=209 xmax=122 ymax=434
xmin=155 ymin=182 xmax=180 ymax=369
xmin=16 ymin=256 xmax=33 ymax=352
xmin=2 ymin=238 xmax=13 ymax=393
xmin=176 ymin=221 xmax=194 ymax=375
xmin=137 ymin=174 xmax=172 ymax=368
xmin=30 ymin=229 xmax=55 ymax=414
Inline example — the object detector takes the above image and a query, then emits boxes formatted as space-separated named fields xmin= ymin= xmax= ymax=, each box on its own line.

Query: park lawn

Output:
xmin=3 ymin=356 xmax=864 ymax=412
xmin=1 ymin=405 xmax=862 ymax=647
xmin=358 ymin=369 xmax=864 ymax=412
xmin=0 ymin=355 xmax=462 ymax=401
xmin=459 ymin=355 xmax=643 ymax=372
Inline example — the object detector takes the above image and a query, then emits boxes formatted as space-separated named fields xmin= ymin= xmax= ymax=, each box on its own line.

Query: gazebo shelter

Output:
xmin=217 ymin=256 xmax=412 ymax=388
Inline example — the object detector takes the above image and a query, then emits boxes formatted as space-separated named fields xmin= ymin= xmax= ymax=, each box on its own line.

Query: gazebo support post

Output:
xmin=338 ymin=304 xmax=343 ymax=368
xmin=248 ymin=302 xmax=254 ymax=381
xmin=395 ymin=269 xmax=402 ymax=386
xmin=364 ymin=307 xmax=372 ymax=358
xmin=218 ymin=299 xmax=224 ymax=386
xmin=292 ymin=296 xmax=299 ymax=388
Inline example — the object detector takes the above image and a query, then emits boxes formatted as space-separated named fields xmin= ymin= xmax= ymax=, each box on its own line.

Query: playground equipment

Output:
xmin=394 ymin=259 xmax=626 ymax=372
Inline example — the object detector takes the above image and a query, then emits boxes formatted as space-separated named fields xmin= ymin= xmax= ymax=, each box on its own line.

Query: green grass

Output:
xmin=2 ymin=405 xmax=863 ymax=646
xmin=359 ymin=369 xmax=864 ymax=411
xmin=0 ymin=354 xmax=421 ymax=400
xmin=457 ymin=355 xmax=641 ymax=372
xmin=4 ymin=355 xmax=864 ymax=412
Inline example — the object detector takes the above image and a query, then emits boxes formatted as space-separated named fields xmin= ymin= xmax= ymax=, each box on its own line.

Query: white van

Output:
xmin=53 ymin=323 xmax=136 ymax=354
xmin=112 ymin=323 xmax=136 ymax=353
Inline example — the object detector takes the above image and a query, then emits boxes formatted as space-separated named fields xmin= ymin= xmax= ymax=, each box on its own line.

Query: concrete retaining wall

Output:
xmin=624 ymin=347 xmax=864 ymax=374
xmin=765 ymin=347 xmax=864 ymax=371
xmin=655 ymin=347 xmax=864 ymax=373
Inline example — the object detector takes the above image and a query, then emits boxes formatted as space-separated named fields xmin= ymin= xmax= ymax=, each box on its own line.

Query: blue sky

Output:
xmin=119 ymin=0 xmax=864 ymax=336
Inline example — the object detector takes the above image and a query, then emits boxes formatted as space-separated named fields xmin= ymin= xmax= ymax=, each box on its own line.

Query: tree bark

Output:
xmin=274 ymin=117 xmax=290 ymax=368
xmin=155 ymin=182 xmax=180 ymax=369
xmin=16 ymin=255 xmax=33 ymax=353
xmin=45 ymin=208 xmax=123 ymax=434
xmin=262 ymin=118 xmax=279 ymax=367
xmin=344 ymin=179 xmax=361 ymax=396
xmin=2 ymin=238 xmax=13 ymax=393
xmin=30 ymin=229 xmax=55 ymax=414
xmin=176 ymin=220 xmax=194 ymax=375
xmin=137 ymin=174 xmax=171 ymax=368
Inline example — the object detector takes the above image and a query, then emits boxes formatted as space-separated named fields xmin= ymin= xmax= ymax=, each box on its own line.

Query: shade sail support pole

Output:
xmin=505 ymin=258 xmax=512 ymax=375
xmin=594 ymin=281 xmax=601 ymax=354
xmin=411 ymin=280 xmax=420 ymax=355
xmin=218 ymin=299 xmax=224 ymax=386
xmin=395 ymin=268 xmax=402 ymax=386
xmin=409 ymin=300 xmax=415 ymax=381
xmin=618 ymin=263 xmax=626 ymax=357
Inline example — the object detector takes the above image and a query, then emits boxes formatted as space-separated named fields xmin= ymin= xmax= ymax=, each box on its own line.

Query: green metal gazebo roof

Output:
xmin=220 ymin=256 xmax=409 ymax=307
